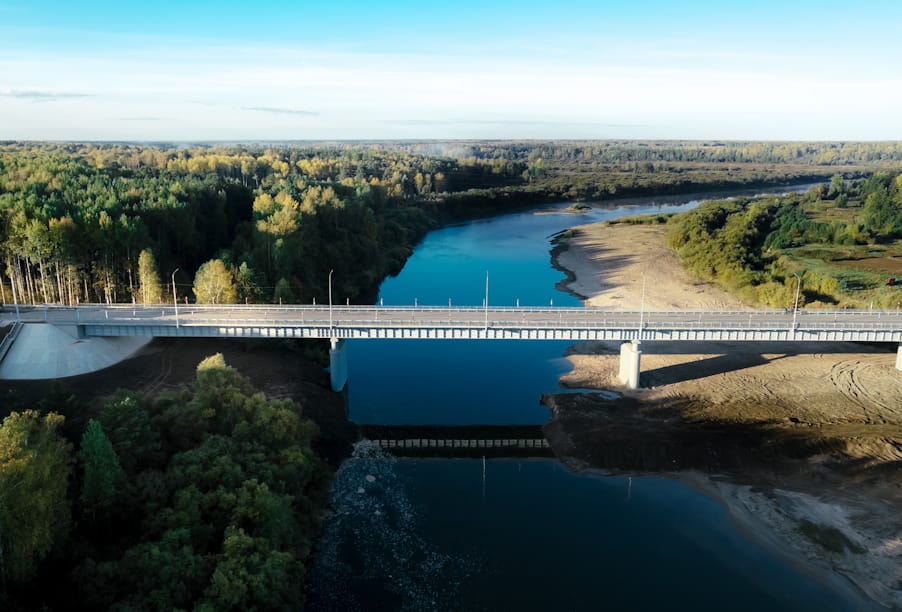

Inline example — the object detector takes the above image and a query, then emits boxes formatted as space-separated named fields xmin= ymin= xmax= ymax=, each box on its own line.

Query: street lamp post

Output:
xmin=171 ymin=268 xmax=180 ymax=328
xmin=484 ymin=271 xmax=489 ymax=330
xmin=638 ymin=273 xmax=647 ymax=338
xmin=328 ymin=269 xmax=334 ymax=332
xmin=792 ymin=272 xmax=802 ymax=331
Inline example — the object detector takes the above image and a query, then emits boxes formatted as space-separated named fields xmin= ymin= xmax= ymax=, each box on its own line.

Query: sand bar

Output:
xmin=549 ymin=219 xmax=902 ymax=609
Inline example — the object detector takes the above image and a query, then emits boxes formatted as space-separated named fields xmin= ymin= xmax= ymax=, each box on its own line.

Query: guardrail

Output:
xmin=0 ymin=322 xmax=23 ymax=364
xmin=12 ymin=302 xmax=902 ymax=315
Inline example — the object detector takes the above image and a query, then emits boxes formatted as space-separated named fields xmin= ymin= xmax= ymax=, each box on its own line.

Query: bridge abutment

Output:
xmin=618 ymin=340 xmax=642 ymax=390
xmin=329 ymin=337 xmax=348 ymax=392
xmin=897 ymin=343 xmax=902 ymax=371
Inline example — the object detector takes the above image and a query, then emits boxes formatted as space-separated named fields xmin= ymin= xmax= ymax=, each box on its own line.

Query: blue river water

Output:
xmin=347 ymin=201 xmax=696 ymax=425
xmin=305 ymin=192 xmax=874 ymax=611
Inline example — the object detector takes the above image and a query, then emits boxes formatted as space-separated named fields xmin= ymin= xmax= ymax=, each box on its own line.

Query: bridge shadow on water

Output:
xmin=358 ymin=424 xmax=555 ymax=458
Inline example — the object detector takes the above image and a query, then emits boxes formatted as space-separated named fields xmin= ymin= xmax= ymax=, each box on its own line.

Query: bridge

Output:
xmin=3 ymin=303 xmax=902 ymax=389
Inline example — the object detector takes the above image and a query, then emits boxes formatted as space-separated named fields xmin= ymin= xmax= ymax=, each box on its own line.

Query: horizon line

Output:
xmin=5 ymin=137 xmax=902 ymax=145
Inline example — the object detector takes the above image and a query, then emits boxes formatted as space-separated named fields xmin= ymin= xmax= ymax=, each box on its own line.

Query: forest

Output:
xmin=2 ymin=140 xmax=901 ymax=309
xmin=2 ymin=140 xmax=902 ymax=610
xmin=1 ymin=354 xmax=330 ymax=610
xmin=665 ymin=173 xmax=902 ymax=308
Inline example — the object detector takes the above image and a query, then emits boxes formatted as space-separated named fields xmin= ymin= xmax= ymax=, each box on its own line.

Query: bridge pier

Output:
xmin=618 ymin=340 xmax=642 ymax=390
xmin=897 ymin=343 xmax=902 ymax=371
xmin=329 ymin=337 xmax=348 ymax=392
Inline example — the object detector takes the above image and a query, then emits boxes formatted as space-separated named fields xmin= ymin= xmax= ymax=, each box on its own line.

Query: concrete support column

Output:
xmin=618 ymin=340 xmax=642 ymax=390
xmin=329 ymin=337 xmax=348 ymax=392
xmin=896 ymin=343 xmax=902 ymax=372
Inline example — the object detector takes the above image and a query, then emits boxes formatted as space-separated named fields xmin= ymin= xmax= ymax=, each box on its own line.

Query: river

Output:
xmin=304 ymin=187 xmax=873 ymax=611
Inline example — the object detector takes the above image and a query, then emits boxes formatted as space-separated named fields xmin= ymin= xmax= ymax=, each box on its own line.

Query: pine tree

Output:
xmin=235 ymin=262 xmax=261 ymax=303
xmin=79 ymin=420 xmax=126 ymax=517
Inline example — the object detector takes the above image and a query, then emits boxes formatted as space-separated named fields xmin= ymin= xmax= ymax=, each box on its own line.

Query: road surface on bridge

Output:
xmin=5 ymin=304 xmax=902 ymax=343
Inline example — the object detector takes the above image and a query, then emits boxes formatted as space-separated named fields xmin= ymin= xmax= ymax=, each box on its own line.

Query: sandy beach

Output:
xmin=554 ymin=223 xmax=746 ymax=310
xmin=549 ymin=220 xmax=902 ymax=609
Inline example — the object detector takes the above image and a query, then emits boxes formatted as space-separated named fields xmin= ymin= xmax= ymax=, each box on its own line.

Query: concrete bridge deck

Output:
xmin=2 ymin=304 xmax=901 ymax=388
xmin=8 ymin=304 xmax=902 ymax=342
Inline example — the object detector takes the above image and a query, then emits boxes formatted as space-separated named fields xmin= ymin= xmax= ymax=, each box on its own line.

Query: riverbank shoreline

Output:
xmin=673 ymin=470 xmax=889 ymax=611
xmin=548 ymin=220 xmax=902 ymax=609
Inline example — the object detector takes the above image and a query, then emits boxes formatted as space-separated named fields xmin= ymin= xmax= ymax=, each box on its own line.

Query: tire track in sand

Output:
xmin=829 ymin=358 xmax=900 ymax=422
xmin=142 ymin=345 xmax=173 ymax=395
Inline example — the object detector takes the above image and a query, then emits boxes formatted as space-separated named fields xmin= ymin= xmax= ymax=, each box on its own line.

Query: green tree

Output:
xmin=137 ymin=248 xmax=162 ymax=304
xmin=829 ymin=175 xmax=845 ymax=198
xmin=84 ymin=528 xmax=209 ymax=611
xmin=79 ymin=420 xmax=126 ymax=516
xmin=156 ymin=354 xmax=254 ymax=450
xmin=99 ymin=392 xmax=162 ymax=475
xmin=273 ymin=277 xmax=294 ymax=304
xmin=0 ymin=411 xmax=72 ymax=584
xmin=234 ymin=262 xmax=260 ymax=304
xmin=863 ymin=189 xmax=902 ymax=240
xmin=193 ymin=259 xmax=238 ymax=304
xmin=198 ymin=526 xmax=300 ymax=611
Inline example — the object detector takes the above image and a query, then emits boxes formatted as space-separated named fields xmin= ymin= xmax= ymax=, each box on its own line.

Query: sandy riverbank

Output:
xmin=548 ymin=220 xmax=902 ymax=609
xmin=553 ymin=223 xmax=745 ymax=310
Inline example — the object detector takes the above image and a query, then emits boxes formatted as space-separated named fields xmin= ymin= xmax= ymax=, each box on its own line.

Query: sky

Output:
xmin=1 ymin=0 xmax=901 ymax=141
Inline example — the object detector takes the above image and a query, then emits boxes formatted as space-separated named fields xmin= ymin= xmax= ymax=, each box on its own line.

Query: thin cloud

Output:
xmin=382 ymin=119 xmax=451 ymax=126
xmin=0 ymin=89 xmax=93 ymax=102
xmin=242 ymin=106 xmax=318 ymax=117
xmin=115 ymin=116 xmax=164 ymax=121
xmin=382 ymin=119 xmax=639 ymax=128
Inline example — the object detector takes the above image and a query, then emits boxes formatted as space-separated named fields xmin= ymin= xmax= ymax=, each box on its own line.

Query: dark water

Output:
xmin=306 ymin=193 xmax=873 ymax=611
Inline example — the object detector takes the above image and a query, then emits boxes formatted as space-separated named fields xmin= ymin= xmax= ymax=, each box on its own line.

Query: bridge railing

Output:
xmin=11 ymin=302 xmax=902 ymax=315
xmin=28 ymin=302 xmax=899 ymax=315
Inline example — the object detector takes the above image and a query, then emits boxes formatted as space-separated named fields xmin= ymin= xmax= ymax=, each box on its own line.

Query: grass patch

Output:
xmin=607 ymin=213 xmax=674 ymax=226
xmin=803 ymin=201 xmax=861 ymax=224
xmin=797 ymin=518 xmax=866 ymax=554
xmin=789 ymin=243 xmax=901 ymax=262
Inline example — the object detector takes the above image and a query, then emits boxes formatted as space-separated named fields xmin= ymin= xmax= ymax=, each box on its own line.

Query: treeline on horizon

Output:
xmin=1 ymin=140 xmax=901 ymax=309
